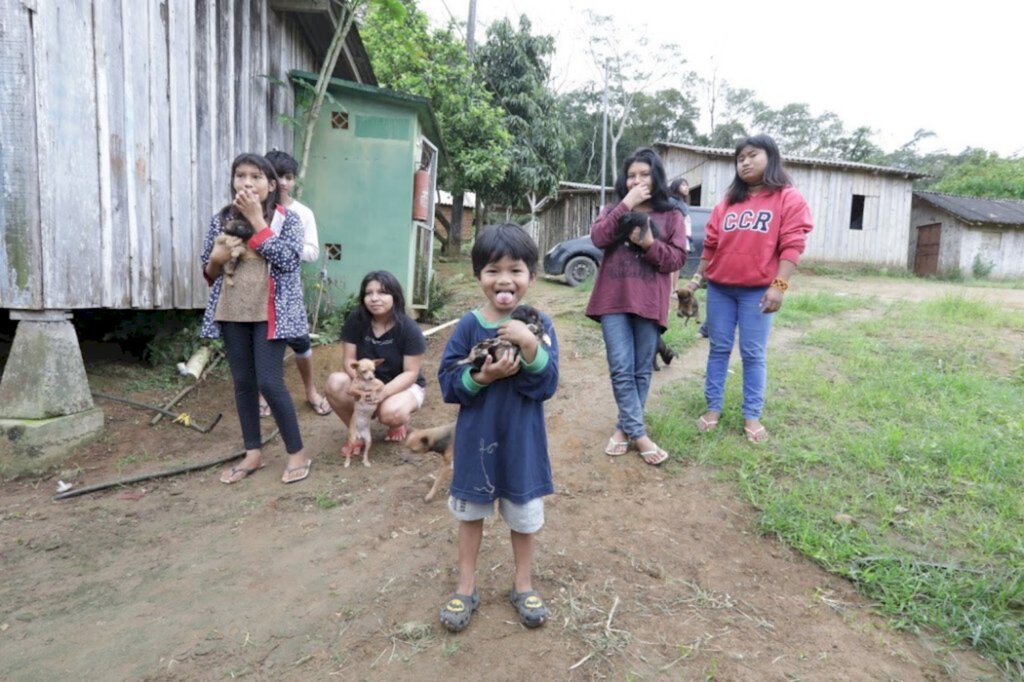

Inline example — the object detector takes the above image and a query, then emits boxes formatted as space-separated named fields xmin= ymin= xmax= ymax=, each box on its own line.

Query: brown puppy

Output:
xmin=215 ymin=218 xmax=257 ymax=287
xmin=343 ymin=358 xmax=385 ymax=467
xmin=404 ymin=422 xmax=455 ymax=502
xmin=675 ymin=287 xmax=701 ymax=324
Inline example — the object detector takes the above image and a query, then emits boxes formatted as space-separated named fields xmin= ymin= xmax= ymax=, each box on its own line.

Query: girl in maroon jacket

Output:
xmin=585 ymin=148 xmax=687 ymax=465
xmin=680 ymin=135 xmax=813 ymax=443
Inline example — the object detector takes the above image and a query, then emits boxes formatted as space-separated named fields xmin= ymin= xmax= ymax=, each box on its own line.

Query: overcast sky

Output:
xmin=416 ymin=0 xmax=1024 ymax=158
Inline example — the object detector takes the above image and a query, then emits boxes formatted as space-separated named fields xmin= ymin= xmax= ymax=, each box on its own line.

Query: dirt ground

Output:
xmin=1 ymin=271 xmax=1018 ymax=681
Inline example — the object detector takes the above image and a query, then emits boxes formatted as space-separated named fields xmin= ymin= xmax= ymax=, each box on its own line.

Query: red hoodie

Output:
xmin=701 ymin=185 xmax=813 ymax=287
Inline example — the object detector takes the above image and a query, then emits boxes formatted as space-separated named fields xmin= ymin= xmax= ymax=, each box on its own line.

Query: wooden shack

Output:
xmin=0 ymin=0 xmax=373 ymax=313
xmin=655 ymin=143 xmax=925 ymax=269
xmin=532 ymin=182 xmax=614 ymax=255
xmin=910 ymin=191 xmax=1024 ymax=278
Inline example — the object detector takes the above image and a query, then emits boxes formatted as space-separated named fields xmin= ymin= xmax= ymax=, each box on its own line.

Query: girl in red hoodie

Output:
xmin=680 ymin=135 xmax=813 ymax=443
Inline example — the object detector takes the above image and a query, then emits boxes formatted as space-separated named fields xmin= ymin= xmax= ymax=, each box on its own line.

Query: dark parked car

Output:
xmin=543 ymin=206 xmax=711 ymax=286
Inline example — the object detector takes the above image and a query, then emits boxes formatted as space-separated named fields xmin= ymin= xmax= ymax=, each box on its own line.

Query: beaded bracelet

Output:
xmin=770 ymin=277 xmax=790 ymax=292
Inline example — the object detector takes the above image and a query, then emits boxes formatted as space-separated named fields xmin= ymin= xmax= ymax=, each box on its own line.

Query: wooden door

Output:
xmin=914 ymin=223 xmax=941 ymax=276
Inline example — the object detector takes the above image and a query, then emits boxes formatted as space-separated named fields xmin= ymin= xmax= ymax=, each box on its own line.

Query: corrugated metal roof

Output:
xmin=914 ymin=191 xmax=1024 ymax=226
xmin=655 ymin=142 xmax=926 ymax=179
xmin=558 ymin=181 xmax=615 ymax=192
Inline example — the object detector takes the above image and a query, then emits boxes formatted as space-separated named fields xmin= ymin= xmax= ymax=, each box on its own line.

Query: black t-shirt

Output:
xmin=341 ymin=314 xmax=427 ymax=387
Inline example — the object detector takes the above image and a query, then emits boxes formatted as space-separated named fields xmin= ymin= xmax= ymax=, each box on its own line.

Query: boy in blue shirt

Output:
xmin=437 ymin=223 xmax=559 ymax=632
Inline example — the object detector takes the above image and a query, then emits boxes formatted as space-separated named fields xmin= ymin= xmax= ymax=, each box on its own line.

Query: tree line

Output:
xmin=359 ymin=1 xmax=1024 ymax=254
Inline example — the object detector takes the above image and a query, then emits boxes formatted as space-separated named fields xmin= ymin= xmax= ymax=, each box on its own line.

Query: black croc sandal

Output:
xmin=509 ymin=588 xmax=549 ymax=628
xmin=440 ymin=589 xmax=479 ymax=632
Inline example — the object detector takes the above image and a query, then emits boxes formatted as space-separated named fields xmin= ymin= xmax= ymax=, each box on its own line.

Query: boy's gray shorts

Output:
xmin=447 ymin=496 xmax=544 ymax=534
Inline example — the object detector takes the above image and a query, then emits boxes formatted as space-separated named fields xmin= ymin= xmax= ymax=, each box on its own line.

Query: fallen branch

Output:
xmin=93 ymin=390 xmax=222 ymax=433
xmin=53 ymin=430 xmax=280 ymax=501
xmin=151 ymin=352 xmax=223 ymax=425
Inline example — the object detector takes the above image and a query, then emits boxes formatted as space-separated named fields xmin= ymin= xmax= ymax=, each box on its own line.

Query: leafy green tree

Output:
xmin=474 ymin=16 xmax=566 ymax=216
xmin=556 ymin=89 xmax=603 ymax=184
xmin=362 ymin=0 xmax=511 ymax=254
xmin=932 ymin=150 xmax=1024 ymax=199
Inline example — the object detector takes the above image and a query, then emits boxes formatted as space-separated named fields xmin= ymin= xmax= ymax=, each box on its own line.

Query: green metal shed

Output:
xmin=291 ymin=71 xmax=444 ymax=313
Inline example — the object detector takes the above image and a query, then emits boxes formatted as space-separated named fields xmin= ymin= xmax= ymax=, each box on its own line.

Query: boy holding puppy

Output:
xmin=436 ymin=223 xmax=559 ymax=632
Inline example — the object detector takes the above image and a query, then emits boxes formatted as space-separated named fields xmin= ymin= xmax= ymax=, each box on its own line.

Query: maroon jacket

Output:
xmin=585 ymin=201 xmax=687 ymax=331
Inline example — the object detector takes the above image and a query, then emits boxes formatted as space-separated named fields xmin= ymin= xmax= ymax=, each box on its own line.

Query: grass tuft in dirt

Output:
xmin=649 ymin=297 xmax=1024 ymax=672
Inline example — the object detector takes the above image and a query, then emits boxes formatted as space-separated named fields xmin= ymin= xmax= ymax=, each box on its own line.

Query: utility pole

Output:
xmin=466 ymin=0 xmax=477 ymax=55
xmin=466 ymin=0 xmax=482 ymax=237
xmin=599 ymin=61 xmax=609 ymax=207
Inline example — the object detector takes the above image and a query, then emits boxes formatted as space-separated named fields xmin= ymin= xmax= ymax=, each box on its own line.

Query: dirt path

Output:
xmin=0 ymin=272 xmax=1008 ymax=680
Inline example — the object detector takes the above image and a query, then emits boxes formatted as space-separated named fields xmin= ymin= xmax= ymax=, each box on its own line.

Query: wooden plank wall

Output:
xmin=662 ymin=149 xmax=915 ymax=269
xmin=535 ymin=193 xmax=604 ymax=255
xmin=0 ymin=0 xmax=316 ymax=311
xmin=0 ymin=0 xmax=43 ymax=308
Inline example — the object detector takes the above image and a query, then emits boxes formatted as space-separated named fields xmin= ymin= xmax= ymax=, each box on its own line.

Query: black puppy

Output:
xmin=457 ymin=305 xmax=551 ymax=370
xmin=617 ymin=211 xmax=660 ymax=251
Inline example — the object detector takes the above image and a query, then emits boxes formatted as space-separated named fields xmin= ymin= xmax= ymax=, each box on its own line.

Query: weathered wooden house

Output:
xmin=0 ymin=0 xmax=430 ymax=469
xmin=0 ymin=0 xmax=375 ymax=314
xmin=655 ymin=143 xmax=925 ymax=269
xmin=910 ymin=191 xmax=1024 ymax=278
xmin=532 ymin=182 xmax=614 ymax=255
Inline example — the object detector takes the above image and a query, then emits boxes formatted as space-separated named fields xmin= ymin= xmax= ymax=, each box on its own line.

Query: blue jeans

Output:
xmin=704 ymin=282 xmax=773 ymax=420
xmin=601 ymin=313 xmax=660 ymax=440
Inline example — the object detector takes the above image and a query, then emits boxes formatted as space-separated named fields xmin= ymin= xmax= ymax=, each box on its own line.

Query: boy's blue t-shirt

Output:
xmin=437 ymin=309 xmax=559 ymax=505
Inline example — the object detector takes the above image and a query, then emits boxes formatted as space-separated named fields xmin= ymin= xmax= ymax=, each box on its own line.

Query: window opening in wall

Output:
xmin=330 ymin=111 xmax=349 ymax=130
xmin=689 ymin=185 xmax=702 ymax=206
xmin=849 ymin=194 xmax=865 ymax=230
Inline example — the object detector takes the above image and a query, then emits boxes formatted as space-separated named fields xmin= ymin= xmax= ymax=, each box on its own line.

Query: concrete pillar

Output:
xmin=0 ymin=310 xmax=104 ymax=477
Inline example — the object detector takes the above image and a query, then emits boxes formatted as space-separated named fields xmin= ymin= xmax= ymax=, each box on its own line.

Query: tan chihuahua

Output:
xmin=343 ymin=358 xmax=385 ymax=468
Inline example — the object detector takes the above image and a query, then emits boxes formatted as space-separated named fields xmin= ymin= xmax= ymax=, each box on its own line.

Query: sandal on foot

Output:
xmin=697 ymin=415 xmax=719 ymax=433
xmin=282 ymin=460 xmax=312 ymax=484
xmin=509 ymin=588 xmax=549 ymax=628
xmin=259 ymin=402 xmax=272 ymax=419
xmin=745 ymin=425 xmax=768 ymax=443
xmin=220 ymin=462 xmax=266 ymax=484
xmin=440 ymin=590 xmax=479 ymax=632
xmin=384 ymin=425 xmax=408 ymax=442
xmin=309 ymin=397 xmax=332 ymax=416
xmin=604 ymin=437 xmax=629 ymax=456
xmin=638 ymin=446 xmax=669 ymax=466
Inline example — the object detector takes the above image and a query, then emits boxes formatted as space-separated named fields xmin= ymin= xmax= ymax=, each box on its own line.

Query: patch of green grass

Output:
xmin=314 ymin=491 xmax=339 ymax=510
xmin=650 ymin=297 xmax=1024 ymax=672
xmin=773 ymin=290 xmax=872 ymax=327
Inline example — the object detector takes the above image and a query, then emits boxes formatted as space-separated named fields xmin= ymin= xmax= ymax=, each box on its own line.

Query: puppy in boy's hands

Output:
xmin=457 ymin=305 xmax=551 ymax=371
xmin=342 ymin=358 xmax=385 ymax=468
xmin=215 ymin=218 xmax=257 ymax=286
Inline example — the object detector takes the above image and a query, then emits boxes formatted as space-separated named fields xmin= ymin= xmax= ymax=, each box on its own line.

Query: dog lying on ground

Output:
xmin=343 ymin=358 xmax=385 ymax=467
xmin=457 ymin=305 xmax=551 ymax=371
xmin=675 ymin=287 xmax=701 ymax=324
xmin=404 ymin=422 xmax=455 ymax=502
xmin=215 ymin=218 xmax=257 ymax=287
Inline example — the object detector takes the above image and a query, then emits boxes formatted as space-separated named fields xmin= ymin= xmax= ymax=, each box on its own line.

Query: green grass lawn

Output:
xmin=650 ymin=292 xmax=1024 ymax=674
